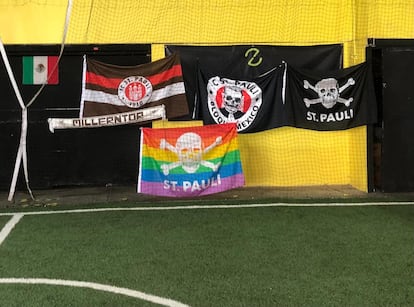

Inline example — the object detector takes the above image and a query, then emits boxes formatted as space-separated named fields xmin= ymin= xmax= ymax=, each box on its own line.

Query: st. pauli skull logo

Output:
xmin=303 ymin=77 xmax=355 ymax=109
xmin=159 ymin=132 xmax=222 ymax=175
xmin=222 ymin=86 xmax=244 ymax=122
xmin=207 ymin=77 xmax=262 ymax=132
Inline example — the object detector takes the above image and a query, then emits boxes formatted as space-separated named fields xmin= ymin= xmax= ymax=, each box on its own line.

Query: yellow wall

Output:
xmin=1 ymin=0 xmax=414 ymax=191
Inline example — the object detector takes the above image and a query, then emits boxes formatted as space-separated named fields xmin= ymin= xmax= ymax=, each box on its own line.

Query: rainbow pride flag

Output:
xmin=138 ymin=123 xmax=244 ymax=197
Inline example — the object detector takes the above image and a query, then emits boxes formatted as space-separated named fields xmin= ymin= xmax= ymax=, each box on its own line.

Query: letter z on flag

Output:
xmin=138 ymin=123 xmax=245 ymax=197
xmin=80 ymin=52 xmax=189 ymax=119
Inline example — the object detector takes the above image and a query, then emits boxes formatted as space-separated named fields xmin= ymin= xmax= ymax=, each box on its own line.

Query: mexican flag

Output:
xmin=22 ymin=56 xmax=59 ymax=85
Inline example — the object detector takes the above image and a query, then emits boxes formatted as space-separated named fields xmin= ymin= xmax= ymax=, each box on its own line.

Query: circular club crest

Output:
xmin=207 ymin=76 xmax=262 ymax=132
xmin=118 ymin=76 xmax=153 ymax=108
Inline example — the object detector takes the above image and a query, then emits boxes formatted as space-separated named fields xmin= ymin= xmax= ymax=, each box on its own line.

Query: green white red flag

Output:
xmin=22 ymin=56 xmax=59 ymax=85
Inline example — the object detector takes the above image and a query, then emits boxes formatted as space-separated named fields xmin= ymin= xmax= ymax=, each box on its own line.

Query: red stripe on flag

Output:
xmin=47 ymin=56 xmax=59 ymax=84
xmin=146 ymin=64 xmax=183 ymax=85
xmin=85 ymin=64 xmax=183 ymax=89
xmin=85 ymin=72 xmax=122 ymax=89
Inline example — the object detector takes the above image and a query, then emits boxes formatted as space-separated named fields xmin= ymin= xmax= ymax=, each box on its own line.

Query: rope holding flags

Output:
xmin=0 ymin=0 xmax=73 ymax=202
xmin=0 ymin=39 xmax=34 ymax=201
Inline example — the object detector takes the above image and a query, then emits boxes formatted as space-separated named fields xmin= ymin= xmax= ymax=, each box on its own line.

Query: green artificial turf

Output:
xmin=0 ymin=205 xmax=413 ymax=307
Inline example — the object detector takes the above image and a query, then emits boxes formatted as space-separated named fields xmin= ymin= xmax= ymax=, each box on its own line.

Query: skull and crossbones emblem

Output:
xmin=160 ymin=132 xmax=222 ymax=175
xmin=222 ymin=86 xmax=244 ymax=122
xmin=303 ymin=78 xmax=355 ymax=109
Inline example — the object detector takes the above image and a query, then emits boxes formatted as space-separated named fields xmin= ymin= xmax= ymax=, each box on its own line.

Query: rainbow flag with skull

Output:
xmin=138 ymin=123 xmax=244 ymax=197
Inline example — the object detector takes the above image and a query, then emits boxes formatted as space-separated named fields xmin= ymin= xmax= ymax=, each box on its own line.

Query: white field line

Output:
xmin=0 ymin=201 xmax=413 ymax=217
xmin=0 ymin=213 xmax=23 ymax=245
xmin=0 ymin=278 xmax=191 ymax=307
xmin=0 ymin=213 xmax=191 ymax=306
xmin=0 ymin=202 xmax=412 ymax=306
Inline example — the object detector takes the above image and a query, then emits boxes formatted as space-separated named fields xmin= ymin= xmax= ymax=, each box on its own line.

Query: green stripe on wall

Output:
xmin=22 ymin=56 xmax=34 ymax=84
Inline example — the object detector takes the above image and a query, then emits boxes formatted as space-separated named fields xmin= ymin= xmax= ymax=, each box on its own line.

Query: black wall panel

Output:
xmin=0 ymin=44 xmax=150 ymax=190
xmin=370 ymin=39 xmax=414 ymax=192
xmin=381 ymin=48 xmax=414 ymax=191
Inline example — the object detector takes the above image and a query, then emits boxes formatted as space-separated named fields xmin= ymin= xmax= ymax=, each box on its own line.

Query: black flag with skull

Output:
xmin=284 ymin=62 xmax=377 ymax=130
xmin=194 ymin=65 xmax=288 ymax=133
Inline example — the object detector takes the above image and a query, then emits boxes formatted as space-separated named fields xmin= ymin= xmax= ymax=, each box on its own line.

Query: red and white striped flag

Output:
xmin=80 ymin=52 xmax=189 ymax=119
